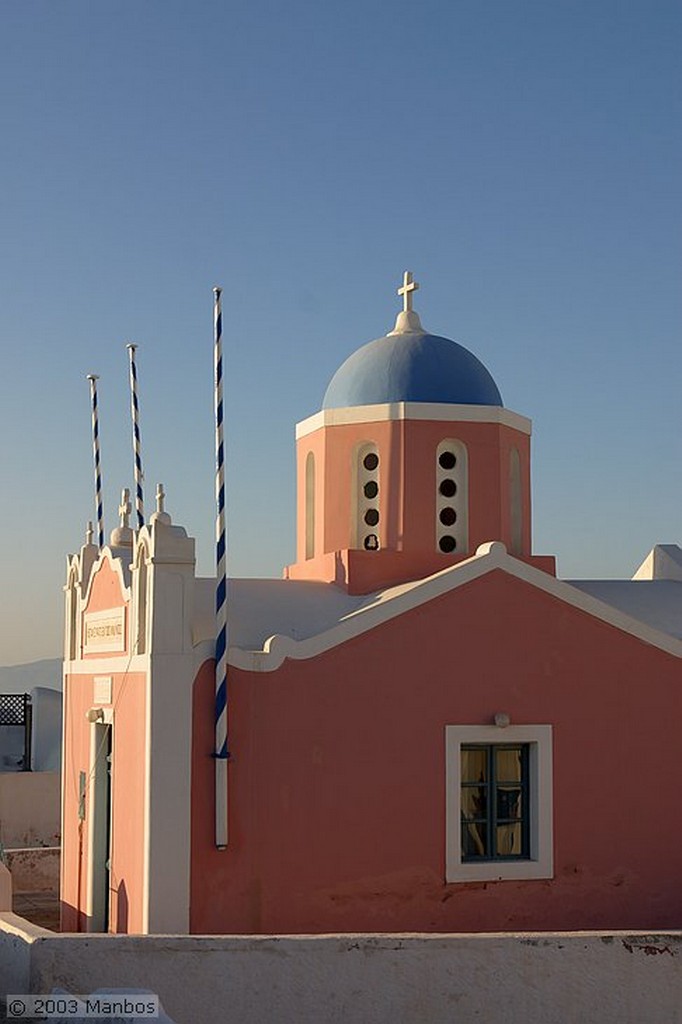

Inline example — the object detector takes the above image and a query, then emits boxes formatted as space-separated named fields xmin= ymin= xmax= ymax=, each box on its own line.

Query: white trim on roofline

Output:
xmin=228 ymin=542 xmax=682 ymax=673
xmin=80 ymin=547 xmax=132 ymax=610
xmin=295 ymin=403 xmax=532 ymax=439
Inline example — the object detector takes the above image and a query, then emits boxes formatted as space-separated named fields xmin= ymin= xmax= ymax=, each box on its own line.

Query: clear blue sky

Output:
xmin=0 ymin=0 xmax=680 ymax=665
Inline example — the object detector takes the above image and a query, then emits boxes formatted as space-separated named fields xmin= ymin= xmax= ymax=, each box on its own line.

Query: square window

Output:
xmin=446 ymin=725 xmax=553 ymax=882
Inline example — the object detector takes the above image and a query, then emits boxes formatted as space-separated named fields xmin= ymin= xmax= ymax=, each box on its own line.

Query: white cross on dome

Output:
xmin=397 ymin=271 xmax=419 ymax=313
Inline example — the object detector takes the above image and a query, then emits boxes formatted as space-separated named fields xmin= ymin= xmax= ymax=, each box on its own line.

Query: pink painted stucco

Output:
xmin=61 ymin=674 xmax=92 ymax=932
xmin=286 ymin=545 xmax=556 ymax=593
xmin=81 ymin=557 xmax=130 ymax=659
xmin=61 ymin=554 xmax=147 ymax=933
xmin=190 ymin=569 xmax=682 ymax=934
xmin=287 ymin=419 xmax=537 ymax=592
xmin=61 ymin=389 xmax=680 ymax=939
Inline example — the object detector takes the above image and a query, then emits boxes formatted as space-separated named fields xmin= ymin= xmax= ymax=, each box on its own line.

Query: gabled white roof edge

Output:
xmin=80 ymin=546 xmax=132 ymax=610
xmin=296 ymin=403 xmax=532 ymax=439
xmin=228 ymin=542 xmax=682 ymax=673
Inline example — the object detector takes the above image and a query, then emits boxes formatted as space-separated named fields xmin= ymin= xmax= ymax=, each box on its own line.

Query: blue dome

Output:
xmin=322 ymin=330 xmax=503 ymax=409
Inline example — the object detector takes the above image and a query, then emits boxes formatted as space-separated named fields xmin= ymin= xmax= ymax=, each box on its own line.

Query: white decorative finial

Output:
xmin=150 ymin=482 xmax=172 ymax=526
xmin=109 ymin=488 xmax=133 ymax=547
xmin=86 ymin=521 xmax=94 ymax=546
xmin=389 ymin=270 xmax=425 ymax=335
xmin=118 ymin=488 xmax=131 ymax=530
xmin=398 ymin=270 xmax=419 ymax=313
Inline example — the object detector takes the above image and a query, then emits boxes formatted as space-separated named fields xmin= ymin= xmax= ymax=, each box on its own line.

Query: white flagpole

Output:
xmin=213 ymin=286 xmax=229 ymax=848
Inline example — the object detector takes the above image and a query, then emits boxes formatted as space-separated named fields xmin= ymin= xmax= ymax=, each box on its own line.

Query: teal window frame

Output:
xmin=461 ymin=743 xmax=530 ymax=862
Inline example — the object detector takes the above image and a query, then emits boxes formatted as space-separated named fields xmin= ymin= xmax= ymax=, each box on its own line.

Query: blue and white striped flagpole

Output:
xmin=213 ymin=286 xmax=229 ymax=849
xmin=86 ymin=374 xmax=105 ymax=549
xmin=126 ymin=343 xmax=145 ymax=530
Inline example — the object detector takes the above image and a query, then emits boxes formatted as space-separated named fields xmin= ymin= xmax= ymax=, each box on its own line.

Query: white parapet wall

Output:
xmin=2 ymin=919 xmax=682 ymax=1024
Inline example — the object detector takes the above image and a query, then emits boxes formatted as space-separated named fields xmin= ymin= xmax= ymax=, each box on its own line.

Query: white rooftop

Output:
xmin=566 ymin=579 xmax=682 ymax=641
xmin=192 ymin=544 xmax=682 ymax=667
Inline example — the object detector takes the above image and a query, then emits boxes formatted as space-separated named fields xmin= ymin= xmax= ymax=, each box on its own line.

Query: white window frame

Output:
xmin=352 ymin=441 xmax=380 ymax=550
xmin=445 ymin=724 xmax=553 ymax=882
xmin=435 ymin=438 xmax=468 ymax=555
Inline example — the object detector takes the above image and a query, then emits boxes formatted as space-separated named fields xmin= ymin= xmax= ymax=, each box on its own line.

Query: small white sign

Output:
xmin=93 ymin=676 xmax=112 ymax=705
xmin=83 ymin=608 xmax=126 ymax=654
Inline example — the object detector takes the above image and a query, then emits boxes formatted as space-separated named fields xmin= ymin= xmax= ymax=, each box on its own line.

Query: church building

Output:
xmin=61 ymin=273 xmax=682 ymax=935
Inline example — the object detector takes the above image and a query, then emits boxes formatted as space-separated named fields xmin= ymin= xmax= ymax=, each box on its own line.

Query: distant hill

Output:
xmin=0 ymin=658 xmax=62 ymax=694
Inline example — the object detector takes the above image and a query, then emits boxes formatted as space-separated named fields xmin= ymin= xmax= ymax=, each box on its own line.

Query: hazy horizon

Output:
xmin=0 ymin=658 xmax=62 ymax=690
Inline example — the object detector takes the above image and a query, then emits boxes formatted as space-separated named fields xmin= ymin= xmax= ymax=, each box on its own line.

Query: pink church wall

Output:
xmin=61 ymin=675 xmax=92 ymax=931
xmin=61 ymin=667 xmax=147 ymax=932
xmin=61 ymin=556 xmax=147 ymax=933
xmin=190 ymin=570 xmax=682 ymax=934
xmin=107 ymin=672 xmax=147 ymax=933
xmin=289 ymin=420 xmax=539 ymax=593
xmin=82 ymin=559 xmax=130 ymax=659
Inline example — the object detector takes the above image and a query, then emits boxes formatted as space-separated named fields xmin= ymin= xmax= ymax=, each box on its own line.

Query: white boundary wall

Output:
xmin=2 ymin=916 xmax=682 ymax=1024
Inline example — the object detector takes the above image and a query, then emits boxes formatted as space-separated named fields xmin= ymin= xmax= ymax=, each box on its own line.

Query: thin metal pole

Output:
xmin=87 ymin=374 xmax=105 ymax=549
xmin=213 ymin=286 xmax=229 ymax=848
xmin=126 ymin=343 xmax=145 ymax=530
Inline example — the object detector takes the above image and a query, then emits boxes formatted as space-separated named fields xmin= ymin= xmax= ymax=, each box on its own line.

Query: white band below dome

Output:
xmin=296 ymin=402 xmax=532 ymax=439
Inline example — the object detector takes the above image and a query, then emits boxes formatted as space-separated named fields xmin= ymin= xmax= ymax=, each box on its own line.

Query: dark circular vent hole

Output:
xmin=364 ymin=508 xmax=379 ymax=526
xmin=439 ymin=479 xmax=457 ymax=498
xmin=439 ymin=535 xmax=457 ymax=553
xmin=439 ymin=507 xmax=457 ymax=526
xmin=439 ymin=451 xmax=456 ymax=470
xmin=363 ymin=481 xmax=378 ymax=499
xmin=363 ymin=452 xmax=379 ymax=471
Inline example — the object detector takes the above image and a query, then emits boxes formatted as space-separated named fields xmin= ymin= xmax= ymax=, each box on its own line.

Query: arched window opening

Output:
xmin=136 ymin=545 xmax=149 ymax=655
xmin=509 ymin=448 xmax=523 ymax=556
xmin=355 ymin=443 xmax=380 ymax=551
xmin=305 ymin=452 xmax=315 ymax=560
xmin=436 ymin=440 xmax=468 ymax=555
